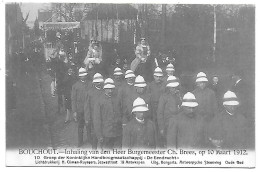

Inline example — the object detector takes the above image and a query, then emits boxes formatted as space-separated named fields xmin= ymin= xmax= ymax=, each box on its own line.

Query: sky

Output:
xmin=20 ymin=3 xmax=50 ymax=28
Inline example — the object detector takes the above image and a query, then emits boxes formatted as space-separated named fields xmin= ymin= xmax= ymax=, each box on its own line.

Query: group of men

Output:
xmin=67 ymin=61 xmax=252 ymax=150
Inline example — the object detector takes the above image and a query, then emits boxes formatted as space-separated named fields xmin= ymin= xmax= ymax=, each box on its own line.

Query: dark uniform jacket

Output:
xmin=206 ymin=110 xmax=249 ymax=149
xmin=123 ymin=118 xmax=157 ymax=149
xmin=84 ymin=86 xmax=103 ymax=122
xmin=117 ymin=82 xmax=135 ymax=124
xmin=167 ymin=111 xmax=205 ymax=149
xmin=93 ymin=93 xmax=122 ymax=139
xmin=71 ymin=80 xmax=90 ymax=114
xmin=157 ymin=91 xmax=182 ymax=132
xmin=192 ymin=87 xmax=218 ymax=122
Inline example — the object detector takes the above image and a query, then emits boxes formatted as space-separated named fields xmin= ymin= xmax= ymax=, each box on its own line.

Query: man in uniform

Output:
xmin=147 ymin=67 xmax=165 ymax=125
xmin=71 ymin=68 xmax=90 ymax=147
xmin=113 ymin=67 xmax=124 ymax=93
xmin=192 ymin=72 xmax=218 ymax=122
xmin=123 ymin=97 xmax=157 ymax=149
xmin=93 ymin=78 xmax=122 ymax=149
xmin=117 ymin=70 xmax=136 ymax=126
xmin=165 ymin=63 xmax=175 ymax=78
xmin=84 ymin=73 xmax=104 ymax=149
xmin=157 ymin=76 xmax=182 ymax=148
xmin=167 ymin=92 xmax=205 ymax=149
xmin=206 ymin=91 xmax=250 ymax=149
xmin=129 ymin=75 xmax=152 ymax=121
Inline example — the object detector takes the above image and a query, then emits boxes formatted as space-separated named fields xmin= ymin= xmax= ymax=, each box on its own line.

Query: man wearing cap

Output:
xmin=129 ymin=75 xmax=152 ymax=120
xmin=84 ymin=73 xmax=104 ymax=149
xmin=206 ymin=91 xmax=250 ymax=149
xmin=147 ymin=67 xmax=165 ymax=124
xmin=71 ymin=68 xmax=91 ymax=147
xmin=93 ymin=78 xmax=122 ymax=149
xmin=157 ymin=76 xmax=182 ymax=148
xmin=117 ymin=70 xmax=136 ymax=125
xmin=165 ymin=63 xmax=175 ymax=78
xmin=123 ymin=97 xmax=157 ymax=149
xmin=113 ymin=67 xmax=124 ymax=92
xmin=192 ymin=72 xmax=218 ymax=122
xmin=167 ymin=92 xmax=205 ymax=149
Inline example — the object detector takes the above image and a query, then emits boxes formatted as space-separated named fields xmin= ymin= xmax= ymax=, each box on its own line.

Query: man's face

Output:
xmin=169 ymin=87 xmax=178 ymax=94
xmin=154 ymin=75 xmax=162 ymax=83
xmin=197 ymin=82 xmax=206 ymax=90
xmin=183 ymin=106 xmax=195 ymax=117
xmin=68 ymin=69 xmax=73 ymax=75
xmin=79 ymin=75 xmax=86 ymax=81
xmin=141 ymin=40 xmax=145 ymax=45
xmin=126 ymin=77 xmax=134 ymax=85
xmin=224 ymin=105 xmax=237 ymax=114
xmin=213 ymin=77 xmax=219 ymax=84
xmin=135 ymin=112 xmax=144 ymax=120
xmin=93 ymin=45 xmax=98 ymax=50
xmin=166 ymin=71 xmax=174 ymax=76
xmin=114 ymin=75 xmax=121 ymax=80
xmin=136 ymin=87 xmax=145 ymax=94
xmin=104 ymin=88 xmax=113 ymax=97
xmin=94 ymin=82 xmax=103 ymax=89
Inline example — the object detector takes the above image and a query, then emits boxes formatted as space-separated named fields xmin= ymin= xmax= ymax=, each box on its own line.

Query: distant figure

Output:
xmin=131 ymin=38 xmax=151 ymax=81
xmin=84 ymin=41 xmax=102 ymax=70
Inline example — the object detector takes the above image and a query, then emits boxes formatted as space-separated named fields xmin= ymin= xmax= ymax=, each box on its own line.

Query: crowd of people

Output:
xmin=46 ymin=35 xmax=253 ymax=150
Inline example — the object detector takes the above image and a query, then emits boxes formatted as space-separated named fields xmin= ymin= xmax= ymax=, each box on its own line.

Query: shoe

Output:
xmin=64 ymin=120 xmax=70 ymax=124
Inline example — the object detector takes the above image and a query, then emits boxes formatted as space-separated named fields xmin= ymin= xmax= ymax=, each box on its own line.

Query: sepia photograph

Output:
xmin=4 ymin=0 xmax=255 ymax=167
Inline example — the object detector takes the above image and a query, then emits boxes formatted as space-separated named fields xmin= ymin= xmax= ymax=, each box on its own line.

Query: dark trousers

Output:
xmin=77 ymin=112 xmax=91 ymax=147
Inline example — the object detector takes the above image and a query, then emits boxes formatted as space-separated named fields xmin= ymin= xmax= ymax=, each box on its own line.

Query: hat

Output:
xmin=132 ymin=97 xmax=149 ymax=113
xmin=181 ymin=92 xmax=198 ymax=107
xmin=196 ymin=72 xmax=208 ymax=82
xmin=223 ymin=91 xmax=239 ymax=106
xmin=140 ymin=37 xmax=146 ymax=40
xmin=114 ymin=67 xmax=123 ymax=75
xmin=166 ymin=63 xmax=175 ymax=72
xmin=134 ymin=75 xmax=147 ymax=87
xmin=93 ymin=73 xmax=104 ymax=83
xmin=125 ymin=70 xmax=135 ymax=79
xmin=104 ymin=78 xmax=115 ymax=89
xmin=154 ymin=67 xmax=163 ymax=77
xmin=78 ymin=68 xmax=87 ymax=77
xmin=166 ymin=76 xmax=179 ymax=87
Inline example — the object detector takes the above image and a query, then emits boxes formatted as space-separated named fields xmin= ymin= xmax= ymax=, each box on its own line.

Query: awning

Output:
xmin=43 ymin=22 xmax=80 ymax=29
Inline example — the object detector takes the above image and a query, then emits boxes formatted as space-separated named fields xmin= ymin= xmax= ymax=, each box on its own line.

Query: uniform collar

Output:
xmin=135 ymin=117 xmax=145 ymax=124
xmin=225 ymin=109 xmax=234 ymax=116
xmin=95 ymin=85 xmax=102 ymax=90
xmin=235 ymin=79 xmax=242 ymax=86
